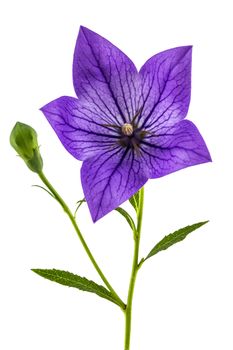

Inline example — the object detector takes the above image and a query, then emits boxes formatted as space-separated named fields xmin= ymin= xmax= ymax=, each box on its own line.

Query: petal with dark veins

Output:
xmin=81 ymin=147 xmax=147 ymax=222
xmin=73 ymin=26 xmax=141 ymax=124
xmin=40 ymin=96 xmax=120 ymax=161
xmin=138 ymin=46 xmax=192 ymax=131
xmin=140 ymin=120 xmax=211 ymax=178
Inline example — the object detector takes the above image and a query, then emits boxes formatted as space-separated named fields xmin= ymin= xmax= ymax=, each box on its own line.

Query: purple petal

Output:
xmin=140 ymin=120 xmax=211 ymax=178
xmin=40 ymin=96 xmax=120 ymax=161
xmin=73 ymin=26 xmax=141 ymax=124
xmin=138 ymin=46 xmax=192 ymax=132
xmin=81 ymin=147 xmax=148 ymax=222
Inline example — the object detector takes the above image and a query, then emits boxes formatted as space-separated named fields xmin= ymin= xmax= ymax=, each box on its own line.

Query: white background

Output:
xmin=0 ymin=0 xmax=232 ymax=349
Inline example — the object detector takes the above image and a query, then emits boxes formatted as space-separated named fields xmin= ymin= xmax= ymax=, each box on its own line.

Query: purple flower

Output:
xmin=41 ymin=26 xmax=211 ymax=222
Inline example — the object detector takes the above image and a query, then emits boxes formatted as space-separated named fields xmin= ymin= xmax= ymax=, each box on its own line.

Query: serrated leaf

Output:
xmin=129 ymin=191 xmax=140 ymax=212
xmin=32 ymin=269 xmax=120 ymax=306
xmin=146 ymin=221 xmax=209 ymax=260
xmin=115 ymin=207 xmax=136 ymax=232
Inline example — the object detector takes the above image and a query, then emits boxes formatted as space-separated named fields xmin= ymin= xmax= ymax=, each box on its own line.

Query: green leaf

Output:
xmin=115 ymin=207 xmax=136 ymax=232
xmin=145 ymin=221 xmax=209 ymax=260
xmin=129 ymin=191 xmax=140 ymax=212
xmin=32 ymin=269 xmax=120 ymax=306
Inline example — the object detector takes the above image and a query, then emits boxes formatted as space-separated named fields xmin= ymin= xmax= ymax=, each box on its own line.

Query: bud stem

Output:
xmin=37 ymin=170 xmax=126 ymax=310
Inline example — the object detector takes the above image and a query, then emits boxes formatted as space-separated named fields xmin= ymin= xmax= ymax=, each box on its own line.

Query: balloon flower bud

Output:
xmin=10 ymin=122 xmax=43 ymax=173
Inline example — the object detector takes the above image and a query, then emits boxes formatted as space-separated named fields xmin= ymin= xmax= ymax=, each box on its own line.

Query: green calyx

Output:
xmin=10 ymin=122 xmax=43 ymax=173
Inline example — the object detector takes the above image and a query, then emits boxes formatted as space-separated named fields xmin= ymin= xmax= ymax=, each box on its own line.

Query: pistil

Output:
xmin=122 ymin=123 xmax=133 ymax=136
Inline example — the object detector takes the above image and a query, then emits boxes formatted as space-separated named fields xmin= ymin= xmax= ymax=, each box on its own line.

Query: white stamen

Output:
xmin=122 ymin=123 xmax=133 ymax=136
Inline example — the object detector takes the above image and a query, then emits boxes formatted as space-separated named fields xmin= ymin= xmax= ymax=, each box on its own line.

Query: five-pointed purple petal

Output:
xmin=40 ymin=96 xmax=120 ymax=161
xmin=138 ymin=46 xmax=192 ymax=131
xmin=81 ymin=147 xmax=147 ymax=221
xmin=73 ymin=26 xmax=140 ymax=124
xmin=140 ymin=120 xmax=211 ymax=179
xmin=41 ymin=26 xmax=211 ymax=222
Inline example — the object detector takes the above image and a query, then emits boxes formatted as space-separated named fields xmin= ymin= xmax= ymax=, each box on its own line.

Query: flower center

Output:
xmin=121 ymin=123 xmax=133 ymax=136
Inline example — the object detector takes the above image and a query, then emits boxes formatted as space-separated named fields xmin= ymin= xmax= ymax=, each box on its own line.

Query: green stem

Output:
xmin=124 ymin=187 xmax=144 ymax=350
xmin=38 ymin=171 xmax=125 ymax=310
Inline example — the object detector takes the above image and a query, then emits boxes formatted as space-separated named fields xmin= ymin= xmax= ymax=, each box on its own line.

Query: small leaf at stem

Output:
xmin=74 ymin=198 xmax=86 ymax=219
xmin=145 ymin=221 xmax=209 ymax=260
xmin=32 ymin=269 xmax=121 ymax=306
xmin=32 ymin=184 xmax=55 ymax=198
xmin=129 ymin=191 xmax=140 ymax=212
xmin=115 ymin=207 xmax=136 ymax=232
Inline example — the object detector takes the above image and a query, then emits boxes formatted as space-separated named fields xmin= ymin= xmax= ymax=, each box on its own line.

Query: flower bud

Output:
xmin=10 ymin=122 xmax=43 ymax=173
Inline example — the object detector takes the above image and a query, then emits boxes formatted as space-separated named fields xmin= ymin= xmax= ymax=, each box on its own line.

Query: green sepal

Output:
xmin=145 ymin=221 xmax=209 ymax=260
xmin=115 ymin=207 xmax=136 ymax=232
xmin=32 ymin=268 xmax=120 ymax=306
xmin=129 ymin=191 xmax=140 ymax=212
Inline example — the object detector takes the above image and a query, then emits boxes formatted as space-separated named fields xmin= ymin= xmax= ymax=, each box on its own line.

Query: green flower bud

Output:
xmin=10 ymin=122 xmax=43 ymax=173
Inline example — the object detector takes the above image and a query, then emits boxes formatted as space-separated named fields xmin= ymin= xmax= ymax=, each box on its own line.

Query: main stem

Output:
xmin=38 ymin=171 xmax=125 ymax=310
xmin=124 ymin=187 xmax=144 ymax=350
